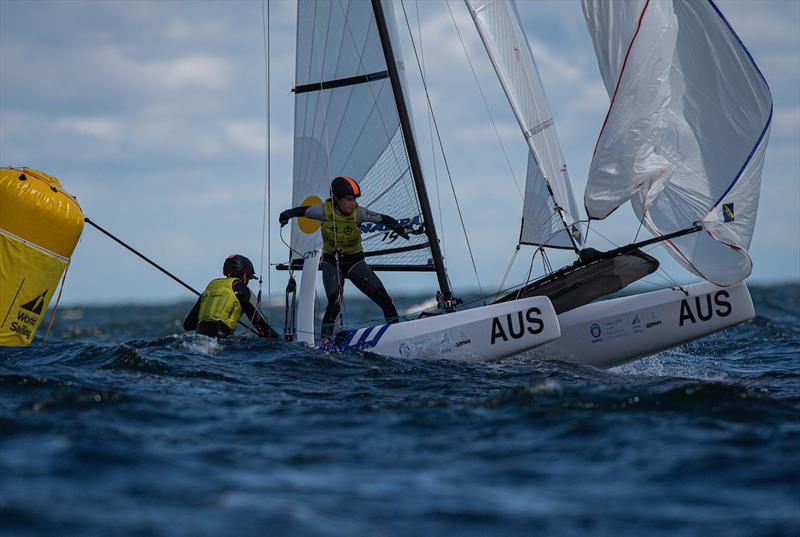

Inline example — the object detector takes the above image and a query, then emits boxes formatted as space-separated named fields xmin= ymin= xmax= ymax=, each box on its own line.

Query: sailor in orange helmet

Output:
xmin=280 ymin=176 xmax=414 ymax=343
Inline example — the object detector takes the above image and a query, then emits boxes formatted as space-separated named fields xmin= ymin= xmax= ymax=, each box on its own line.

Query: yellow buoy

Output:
xmin=0 ymin=167 xmax=84 ymax=345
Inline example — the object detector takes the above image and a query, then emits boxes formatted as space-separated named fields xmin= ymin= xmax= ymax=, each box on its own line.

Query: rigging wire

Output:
xmin=258 ymin=0 xmax=271 ymax=321
xmin=399 ymin=0 xmax=483 ymax=297
xmin=323 ymin=121 xmax=347 ymax=333
xmin=632 ymin=209 xmax=646 ymax=244
xmin=334 ymin=1 xmax=422 ymax=220
xmin=496 ymin=245 xmax=520 ymax=299
xmin=582 ymin=216 xmax=682 ymax=290
xmin=444 ymin=0 xmax=523 ymax=198
xmin=414 ymin=0 xmax=447 ymax=260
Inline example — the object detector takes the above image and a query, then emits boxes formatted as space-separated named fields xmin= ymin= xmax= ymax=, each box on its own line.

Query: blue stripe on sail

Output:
xmin=705 ymin=0 xmax=772 ymax=211
xmin=711 ymin=106 xmax=772 ymax=210
xmin=706 ymin=0 xmax=770 ymax=89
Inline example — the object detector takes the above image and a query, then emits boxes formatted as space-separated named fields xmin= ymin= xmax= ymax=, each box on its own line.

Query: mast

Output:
xmin=371 ymin=0 xmax=456 ymax=309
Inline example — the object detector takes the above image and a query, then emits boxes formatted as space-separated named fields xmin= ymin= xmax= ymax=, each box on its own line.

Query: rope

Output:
xmin=85 ymin=218 xmax=261 ymax=337
xmin=334 ymin=1 xmax=420 ymax=212
xmin=322 ymin=123 xmax=347 ymax=334
xmin=444 ymin=0 xmax=523 ymax=197
xmin=542 ymin=249 xmax=553 ymax=274
xmin=632 ymin=210 xmax=646 ymax=244
xmin=399 ymin=0 xmax=482 ymax=296
xmin=40 ymin=263 xmax=69 ymax=346
xmin=258 ymin=0 xmax=272 ymax=321
xmin=414 ymin=0 xmax=447 ymax=259
xmin=495 ymin=245 xmax=520 ymax=300
xmin=582 ymin=216 xmax=683 ymax=290
xmin=515 ymin=247 xmax=540 ymax=300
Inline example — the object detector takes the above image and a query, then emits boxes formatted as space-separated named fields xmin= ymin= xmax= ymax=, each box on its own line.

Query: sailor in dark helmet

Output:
xmin=280 ymin=176 xmax=415 ymax=343
xmin=183 ymin=254 xmax=278 ymax=338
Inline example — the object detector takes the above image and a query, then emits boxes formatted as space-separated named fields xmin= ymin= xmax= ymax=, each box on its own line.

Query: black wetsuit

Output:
xmin=320 ymin=252 xmax=399 ymax=339
xmin=281 ymin=203 xmax=407 ymax=339
xmin=183 ymin=280 xmax=277 ymax=338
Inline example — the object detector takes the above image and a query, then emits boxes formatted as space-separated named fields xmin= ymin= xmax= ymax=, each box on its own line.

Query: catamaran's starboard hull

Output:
xmin=330 ymin=296 xmax=561 ymax=362
xmin=528 ymin=281 xmax=755 ymax=369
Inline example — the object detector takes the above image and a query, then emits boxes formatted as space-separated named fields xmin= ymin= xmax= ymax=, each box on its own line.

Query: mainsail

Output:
xmin=466 ymin=0 xmax=582 ymax=250
xmin=290 ymin=0 xmax=432 ymax=269
xmin=582 ymin=0 xmax=772 ymax=286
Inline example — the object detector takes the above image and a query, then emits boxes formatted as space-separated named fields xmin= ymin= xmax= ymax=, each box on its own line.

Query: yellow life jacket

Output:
xmin=197 ymin=277 xmax=242 ymax=331
xmin=321 ymin=199 xmax=362 ymax=255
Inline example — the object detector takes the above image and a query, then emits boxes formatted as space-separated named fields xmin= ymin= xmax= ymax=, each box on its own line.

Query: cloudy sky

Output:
xmin=1 ymin=0 xmax=798 ymax=306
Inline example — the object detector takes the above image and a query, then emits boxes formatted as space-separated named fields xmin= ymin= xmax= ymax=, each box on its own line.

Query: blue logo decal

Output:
xmin=723 ymin=203 xmax=734 ymax=223
xmin=327 ymin=323 xmax=392 ymax=352
xmin=361 ymin=215 xmax=421 ymax=234
xmin=590 ymin=323 xmax=602 ymax=338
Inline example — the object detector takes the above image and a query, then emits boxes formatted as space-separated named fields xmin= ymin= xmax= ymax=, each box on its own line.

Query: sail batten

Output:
xmin=582 ymin=0 xmax=772 ymax=286
xmin=294 ymin=70 xmax=390 ymax=94
xmin=466 ymin=0 xmax=583 ymax=251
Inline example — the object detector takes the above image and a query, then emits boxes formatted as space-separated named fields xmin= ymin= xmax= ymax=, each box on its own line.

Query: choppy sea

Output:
xmin=1 ymin=284 xmax=798 ymax=536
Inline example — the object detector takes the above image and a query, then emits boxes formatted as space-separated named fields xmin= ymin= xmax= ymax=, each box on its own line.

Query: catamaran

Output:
xmin=277 ymin=0 xmax=771 ymax=367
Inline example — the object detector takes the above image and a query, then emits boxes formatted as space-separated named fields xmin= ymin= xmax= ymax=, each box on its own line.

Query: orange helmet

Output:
xmin=330 ymin=176 xmax=361 ymax=199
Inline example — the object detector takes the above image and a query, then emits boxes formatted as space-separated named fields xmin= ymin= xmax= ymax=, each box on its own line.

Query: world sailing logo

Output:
xmin=723 ymin=203 xmax=735 ymax=223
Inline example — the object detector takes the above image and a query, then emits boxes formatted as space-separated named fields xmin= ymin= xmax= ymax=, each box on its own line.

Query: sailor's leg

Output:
xmin=320 ymin=260 xmax=344 ymax=339
xmin=347 ymin=261 xmax=399 ymax=324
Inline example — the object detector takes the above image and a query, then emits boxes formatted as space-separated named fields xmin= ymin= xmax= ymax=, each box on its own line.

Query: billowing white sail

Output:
xmin=583 ymin=0 xmax=772 ymax=286
xmin=291 ymin=0 xmax=431 ymax=267
xmin=466 ymin=0 xmax=582 ymax=250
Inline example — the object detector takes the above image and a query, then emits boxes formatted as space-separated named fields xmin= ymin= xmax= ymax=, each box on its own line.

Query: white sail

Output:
xmin=291 ymin=0 xmax=431 ymax=267
xmin=466 ymin=0 xmax=582 ymax=250
xmin=583 ymin=0 xmax=772 ymax=286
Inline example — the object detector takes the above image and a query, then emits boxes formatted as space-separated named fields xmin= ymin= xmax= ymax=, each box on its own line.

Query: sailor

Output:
xmin=183 ymin=254 xmax=278 ymax=338
xmin=280 ymin=176 xmax=414 ymax=343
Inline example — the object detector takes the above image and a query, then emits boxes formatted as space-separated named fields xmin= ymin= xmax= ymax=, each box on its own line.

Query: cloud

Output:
xmin=718 ymin=0 xmax=800 ymax=47
xmin=93 ymin=47 xmax=231 ymax=93
xmin=772 ymin=107 xmax=800 ymax=138
xmin=1 ymin=0 xmax=797 ymax=305
xmin=528 ymin=39 xmax=583 ymax=84
xmin=56 ymin=117 xmax=123 ymax=141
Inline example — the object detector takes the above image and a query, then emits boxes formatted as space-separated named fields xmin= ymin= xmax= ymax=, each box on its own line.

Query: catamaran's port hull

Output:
xmin=528 ymin=281 xmax=755 ymax=369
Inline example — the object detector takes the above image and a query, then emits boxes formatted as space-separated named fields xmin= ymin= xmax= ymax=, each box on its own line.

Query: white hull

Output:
xmin=530 ymin=281 xmax=755 ymax=368
xmin=294 ymin=249 xmax=754 ymax=366
xmin=330 ymin=296 xmax=561 ymax=362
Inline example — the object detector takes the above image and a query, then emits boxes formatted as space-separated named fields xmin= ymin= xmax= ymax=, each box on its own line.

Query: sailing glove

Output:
xmin=279 ymin=206 xmax=308 ymax=227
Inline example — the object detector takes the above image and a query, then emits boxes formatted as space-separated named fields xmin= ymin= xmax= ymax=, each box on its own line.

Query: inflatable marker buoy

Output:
xmin=0 ymin=168 xmax=84 ymax=345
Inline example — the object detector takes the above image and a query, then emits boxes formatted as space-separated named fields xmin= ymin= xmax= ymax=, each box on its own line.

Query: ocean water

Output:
xmin=1 ymin=285 xmax=798 ymax=536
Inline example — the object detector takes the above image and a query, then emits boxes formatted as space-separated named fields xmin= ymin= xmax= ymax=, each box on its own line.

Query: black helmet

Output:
xmin=223 ymin=254 xmax=256 ymax=279
xmin=330 ymin=176 xmax=361 ymax=199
